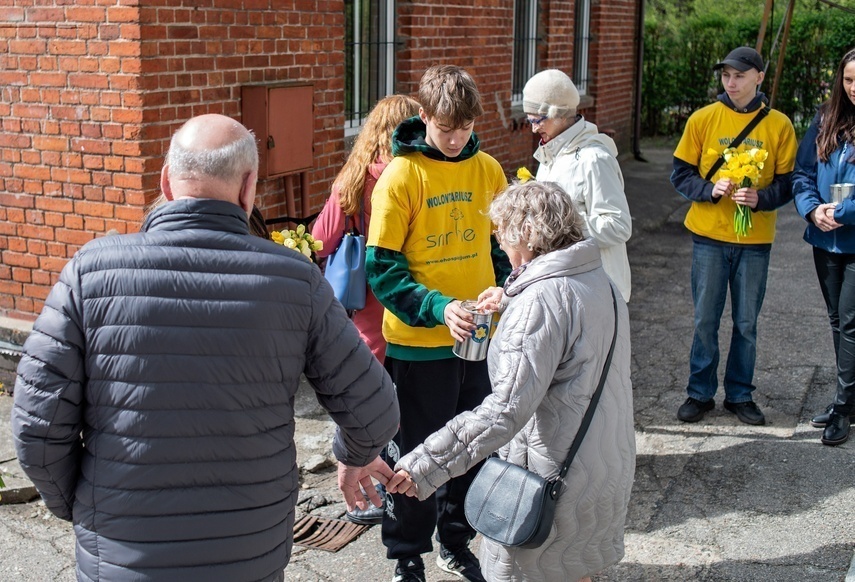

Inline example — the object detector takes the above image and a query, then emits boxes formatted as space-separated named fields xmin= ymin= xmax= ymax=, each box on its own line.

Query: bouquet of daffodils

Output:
xmin=271 ymin=224 xmax=323 ymax=259
xmin=710 ymin=146 xmax=768 ymax=238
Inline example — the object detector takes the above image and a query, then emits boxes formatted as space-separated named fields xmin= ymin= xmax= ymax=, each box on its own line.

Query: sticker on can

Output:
xmin=472 ymin=324 xmax=490 ymax=343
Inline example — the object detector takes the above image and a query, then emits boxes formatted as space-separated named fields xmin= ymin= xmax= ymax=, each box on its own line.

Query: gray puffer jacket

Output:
xmin=397 ymin=238 xmax=635 ymax=581
xmin=12 ymin=199 xmax=399 ymax=582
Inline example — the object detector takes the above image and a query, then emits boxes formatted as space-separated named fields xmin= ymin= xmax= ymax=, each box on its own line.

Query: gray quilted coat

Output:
xmin=397 ymin=238 xmax=635 ymax=581
xmin=12 ymin=199 xmax=399 ymax=582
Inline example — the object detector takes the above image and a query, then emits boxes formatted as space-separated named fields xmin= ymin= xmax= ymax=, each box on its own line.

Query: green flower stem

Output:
xmin=733 ymin=178 xmax=754 ymax=239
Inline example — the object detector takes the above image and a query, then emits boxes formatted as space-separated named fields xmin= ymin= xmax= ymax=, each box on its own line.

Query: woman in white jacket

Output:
xmin=388 ymin=181 xmax=635 ymax=582
xmin=521 ymin=69 xmax=632 ymax=302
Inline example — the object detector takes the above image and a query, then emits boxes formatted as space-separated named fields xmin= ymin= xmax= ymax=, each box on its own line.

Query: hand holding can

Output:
xmin=452 ymin=300 xmax=494 ymax=361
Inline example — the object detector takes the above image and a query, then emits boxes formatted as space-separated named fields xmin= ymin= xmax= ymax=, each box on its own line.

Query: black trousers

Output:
xmin=381 ymin=356 xmax=491 ymax=560
xmin=814 ymin=247 xmax=855 ymax=415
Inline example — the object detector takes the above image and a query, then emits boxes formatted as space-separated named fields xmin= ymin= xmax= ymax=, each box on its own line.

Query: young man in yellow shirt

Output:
xmin=367 ymin=64 xmax=509 ymax=582
xmin=671 ymin=47 xmax=797 ymax=426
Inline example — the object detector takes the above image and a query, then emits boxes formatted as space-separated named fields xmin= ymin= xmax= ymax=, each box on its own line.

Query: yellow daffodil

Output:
xmin=743 ymin=165 xmax=759 ymax=181
xmin=517 ymin=167 xmax=534 ymax=183
xmin=750 ymin=148 xmax=768 ymax=163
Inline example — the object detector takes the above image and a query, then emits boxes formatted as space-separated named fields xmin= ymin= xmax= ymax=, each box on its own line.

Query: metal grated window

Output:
xmin=573 ymin=0 xmax=591 ymax=95
xmin=344 ymin=0 xmax=397 ymax=135
xmin=512 ymin=0 xmax=538 ymax=104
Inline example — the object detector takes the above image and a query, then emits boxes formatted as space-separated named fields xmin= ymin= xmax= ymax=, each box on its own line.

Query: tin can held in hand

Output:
xmin=452 ymin=300 xmax=494 ymax=361
xmin=830 ymin=183 xmax=855 ymax=204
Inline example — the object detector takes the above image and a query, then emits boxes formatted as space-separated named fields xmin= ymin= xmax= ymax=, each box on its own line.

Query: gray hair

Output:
xmin=166 ymin=129 xmax=258 ymax=182
xmin=489 ymin=181 xmax=584 ymax=256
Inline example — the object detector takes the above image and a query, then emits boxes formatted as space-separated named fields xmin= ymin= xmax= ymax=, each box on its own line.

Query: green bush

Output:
xmin=643 ymin=5 xmax=855 ymax=138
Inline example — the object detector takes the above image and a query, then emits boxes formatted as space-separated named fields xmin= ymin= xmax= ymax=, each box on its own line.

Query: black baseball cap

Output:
xmin=713 ymin=47 xmax=764 ymax=72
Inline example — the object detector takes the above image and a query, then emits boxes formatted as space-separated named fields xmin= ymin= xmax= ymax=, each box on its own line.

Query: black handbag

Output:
xmin=463 ymin=287 xmax=619 ymax=549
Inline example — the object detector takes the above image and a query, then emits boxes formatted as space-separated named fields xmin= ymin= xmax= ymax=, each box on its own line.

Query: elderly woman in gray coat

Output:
xmin=388 ymin=181 xmax=635 ymax=582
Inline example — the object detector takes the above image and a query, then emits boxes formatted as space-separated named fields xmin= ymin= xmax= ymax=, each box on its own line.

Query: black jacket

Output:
xmin=13 ymin=198 xmax=399 ymax=582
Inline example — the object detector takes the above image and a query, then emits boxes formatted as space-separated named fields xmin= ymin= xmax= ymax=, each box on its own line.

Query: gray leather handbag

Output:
xmin=464 ymin=287 xmax=618 ymax=548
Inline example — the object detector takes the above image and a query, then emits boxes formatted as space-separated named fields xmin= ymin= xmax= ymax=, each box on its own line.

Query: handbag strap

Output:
xmin=557 ymin=285 xmax=619 ymax=481
xmin=703 ymin=106 xmax=770 ymax=182
xmin=348 ymin=200 xmax=366 ymax=236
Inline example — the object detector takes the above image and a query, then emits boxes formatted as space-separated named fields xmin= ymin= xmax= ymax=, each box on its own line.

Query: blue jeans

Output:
xmin=687 ymin=239 xmax=770 ymax=403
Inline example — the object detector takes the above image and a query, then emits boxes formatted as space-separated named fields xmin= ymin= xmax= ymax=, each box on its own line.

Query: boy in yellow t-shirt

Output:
xmin=671 ymin=47 xmax=797 ymax=427
xmin=366 ymin=64 xmax=509 ymax=582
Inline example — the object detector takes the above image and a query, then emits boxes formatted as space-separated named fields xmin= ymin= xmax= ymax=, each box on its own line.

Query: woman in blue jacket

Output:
xmin=793 ymin=47 xmax=855 ymax=446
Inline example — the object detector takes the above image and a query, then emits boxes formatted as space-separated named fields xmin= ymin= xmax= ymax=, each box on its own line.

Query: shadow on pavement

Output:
xmin=598 ymin=542 xmax=850 ymax=581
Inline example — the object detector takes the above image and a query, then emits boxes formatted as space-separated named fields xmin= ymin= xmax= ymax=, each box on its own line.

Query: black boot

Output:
xmin=810 ymin=404 xmax=855 ymax=428
xmin=821 ymin=412 xmax=850 ymax=446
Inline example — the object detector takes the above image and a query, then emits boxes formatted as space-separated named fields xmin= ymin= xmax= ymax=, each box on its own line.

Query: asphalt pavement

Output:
xmin=1 ymin=142 xmax=854 ymax=581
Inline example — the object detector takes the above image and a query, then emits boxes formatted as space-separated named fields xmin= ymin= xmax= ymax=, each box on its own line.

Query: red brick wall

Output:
xmin=541 ymin=0 xmax=640 ymax=155
xmin=540 ymin=0 xmax=575 ymax=68
xmin=0 ymin=2 xmax=146 ymax=319
xmin=0 ymin=0 xmax=640 ymax=320
xmin=0 ymin=0 xmax=347 ymax=318
xmin=135 ymin=0 xmax=346 ymax=227
xmin=586 ymin=0 xmax=639 ymax=154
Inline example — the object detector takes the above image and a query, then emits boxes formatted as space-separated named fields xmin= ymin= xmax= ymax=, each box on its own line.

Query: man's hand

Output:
xmin=337 ymin=457 xmax=395 ymax=512
xmin=712 ymin=178 xmax=734 ymax=199
xmin=731 ymin=186 xmax=759 ymax=209
xmin=812 ymin=203 xmax=841 ymax=232
xmin=444 ymin=300 xmax=475 ymax=342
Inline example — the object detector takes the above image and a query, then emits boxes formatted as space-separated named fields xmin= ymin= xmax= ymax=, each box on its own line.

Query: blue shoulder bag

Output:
xmin=323 ymin=209 xmax=366 ymax=312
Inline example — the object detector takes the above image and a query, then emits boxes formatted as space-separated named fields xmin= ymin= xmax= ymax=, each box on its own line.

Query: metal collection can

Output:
xmin=830 ymin=183 xmax=855 ymax=204
xmin=452 ymin=300 xmax=494 ymax=361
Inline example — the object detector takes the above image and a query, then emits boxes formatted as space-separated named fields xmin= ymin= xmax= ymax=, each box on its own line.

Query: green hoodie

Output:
xmin=366 ymin=116 xmax=511 ymax=361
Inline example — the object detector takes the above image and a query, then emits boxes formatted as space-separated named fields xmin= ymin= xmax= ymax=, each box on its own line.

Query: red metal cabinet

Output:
xmin=241 ymin=83 xmax=313 ymax=179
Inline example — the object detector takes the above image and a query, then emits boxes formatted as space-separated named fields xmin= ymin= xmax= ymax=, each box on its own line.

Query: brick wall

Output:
xmin=0 ymin=0 xmax=346 ymax=319
xmin=541 ymin=0 xmax=640 ymax=155
xmin=395 ymin=0 xmax=537 ymax=176
xmin=0 ymin=0 xmax=640 ymax=320
xmin=135 ymin=0 xmax=346 ymax=227
xmin=586 ymin=0 xmax=640 ymax=154
xmin=0 ymin=3 xmax=146 ymax=319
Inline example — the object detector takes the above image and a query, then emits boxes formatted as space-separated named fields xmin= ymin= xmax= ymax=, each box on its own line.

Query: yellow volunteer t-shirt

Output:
xmin=673 ymin=102 xmax=797 ymax=244
xmin=368 ymin=151 xmax=508 ymax=349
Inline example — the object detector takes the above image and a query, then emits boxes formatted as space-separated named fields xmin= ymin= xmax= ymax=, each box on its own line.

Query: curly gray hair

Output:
xmin=489 ymin=181 xmax=584 ymax=256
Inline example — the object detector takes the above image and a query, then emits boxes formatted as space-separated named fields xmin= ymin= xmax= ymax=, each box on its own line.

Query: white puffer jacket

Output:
xmin=534 ymin=117 xmax=633 ymax=302
xmin=397 ymin=238 xmax=635 ymax=581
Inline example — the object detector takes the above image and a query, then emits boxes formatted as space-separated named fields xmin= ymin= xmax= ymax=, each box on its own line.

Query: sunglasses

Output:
xmin=525 ymin=115 xmax=549 ymax=126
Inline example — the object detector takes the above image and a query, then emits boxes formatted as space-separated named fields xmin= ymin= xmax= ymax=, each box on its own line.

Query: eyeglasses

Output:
xmin=525 ymin=115 xmax=549 ymax=127
xmin=492 ymin=229 xmax=502 ymax=243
